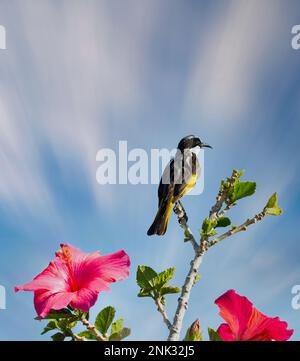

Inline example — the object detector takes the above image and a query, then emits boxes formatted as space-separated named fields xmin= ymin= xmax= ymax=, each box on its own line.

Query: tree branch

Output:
xmin=173 ymin=201 xmax=199 ymax=252
xmin=71 ymin=331 xmax=85 ymax=341
xmin=154 ymin=297 xmax=172 ymax=330
xmin=80 ymin=316 xmax=107 ymax=341
xmin=167 ymin=170 xmax=251 ymax=341
xmin=167 ymin=248 xmax=205 ymax=341
xmin=208 ymin=170 xmax=239 ymax=221
xmin=208 ymin=211 xmax=266 ymax=248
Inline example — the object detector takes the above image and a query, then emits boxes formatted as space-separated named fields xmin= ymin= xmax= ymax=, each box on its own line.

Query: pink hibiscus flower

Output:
xmin=215 ymin=290 xmax=293 ymax=341
xmin=15 ymin=244 xmax=130 ymax=318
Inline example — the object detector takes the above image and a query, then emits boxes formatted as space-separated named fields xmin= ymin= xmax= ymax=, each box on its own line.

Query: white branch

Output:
xmin=208 ymin=211 xmax=266 ymax=248
xmin=167 ymin=248 xmax=205 ymax=341
xmin=167 ymin=170 xmax=241 ymax=341
xmin=80 ymin=317 xmax=107 ymax=341
xmin=154 ymin=297 xmax=172 ymax=330
xmin=173 ymin=201 xmax=199 ymax=252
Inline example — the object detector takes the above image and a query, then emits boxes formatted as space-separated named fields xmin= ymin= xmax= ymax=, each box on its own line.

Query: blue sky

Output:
xmin=0 ymin=0 xmax=300 ymax=340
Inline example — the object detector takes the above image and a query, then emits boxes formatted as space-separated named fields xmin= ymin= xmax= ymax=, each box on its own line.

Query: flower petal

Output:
xmin=215 ymin=290 xmax=294 ymax=341
xmin=34 ymin=290 xmax=74 ymax=318
xmin=74 ymin=249 xmax=130 ymax=292
xmin=217 ymin=323 xmax=235 ymax=341
xmin=215 ymin=289 xmax=253 ymax=339
xmin=242 ymin=307 xmax=294 ymax=341
xmin=70 ymin=288 xmax=99 ymax=312
xmin=15 ymin=244 xmax=131 ymax=316
xmin=15 ymin=260 xmax=69 ymax=293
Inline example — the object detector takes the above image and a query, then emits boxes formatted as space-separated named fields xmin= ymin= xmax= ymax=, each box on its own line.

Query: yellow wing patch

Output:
xmin=182 ymin=173 xmax=198 ymax=195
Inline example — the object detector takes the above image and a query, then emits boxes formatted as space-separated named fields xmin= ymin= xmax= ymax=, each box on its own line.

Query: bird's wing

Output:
xmin=173 ymin=152 xmax=199 ymax=201
xmin=158 ymin=158 xmax=175 ymax=207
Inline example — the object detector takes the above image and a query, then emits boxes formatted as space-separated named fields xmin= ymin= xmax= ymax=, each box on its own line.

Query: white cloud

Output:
xmin=0 ymin=0 xmax=158 ymax=213
xmin=0 ymin=87 xmax=56 ymax=215
xmin=183 ymin=0 xmax=284 ymax=130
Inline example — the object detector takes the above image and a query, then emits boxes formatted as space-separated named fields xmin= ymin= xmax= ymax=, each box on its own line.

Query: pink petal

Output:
xmin=262 ymin=317 xmax=294 ymax=341
xmin=217 ymin=323 xmax=235 ymax=341
xmin=15 ymin=260 xmax=70 ymax=293
xmin=242 ymin=307 xmax=294 ymax=341
xmin=70 ymin=288 xmax=99 ymax=312
xmin=74 ymin=249 xmax=130 ymax=292
xmin=91 ymin=249 xmax=130 ymax=282
xmin=15 ymin=244 xmax=131 ymax=316
xmin=34 ymin=290 xmax=74 ymax=318
xmin=215 ymin=290 xmax=294 ymax=341
xmin=215 ymin=290 xmax=253 ymax=339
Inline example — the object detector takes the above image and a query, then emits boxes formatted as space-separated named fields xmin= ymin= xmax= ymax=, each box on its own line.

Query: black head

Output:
xmin=177 ymin=135 xmax=212 ymax=152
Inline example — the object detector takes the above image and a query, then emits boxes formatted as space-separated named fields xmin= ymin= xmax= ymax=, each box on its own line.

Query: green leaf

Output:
xmin=51 ymin=332 xmax=65 ymax=341
xmin=63 ymin=328 xmax=76 ymax=338
xmin=137 ymin=265 xmax=179 ymax=299
xmin=201 ymin=215 xmax=232 ymax=235
xmin=193 ymin=274 xmax=201 ymax=286
xmin=215 ymin=217 xmax=231 ymax=228
xmin=78 ymin=331 xmax=96 ymax=340
xmin=200 ymin=218 xmax=218 ymax=237
xmin=236 ymin=169 xmax=245 ymax=178
xmin=200 ymin=229 xmax=217 ymax=237
xmin=73 ymin=309 xmax=89 ymax=320
xmin=111 ymin=319 xmax=124 ymax=335
xmin=208 ymin=327 xmax=221 ymax=341
xmin=137 ymin=289 xmax=152 ymax=298
xmin=184 ymin=229 xmax=192 ymax=242
xmin=68 ymin=320 xmax=77 ymax=329
xmin=41 ymin=320 xmax=58 ymax=335
xmin=36 ymin=309 xmax=73 ymax=320
xmin=263 ymin=192 xmax=283 ymax=216
xmin=95 ymin=306 xmax=116 ymax=336
xmin=57 ymin=318 xmax=77 ymax=333
xmin=137 ymin=266 xmax=178 ymax=297
xmin=160 ymin=286 xmax=181 ymax=296
xmin=152 ymin=268 xmax=176 ymax=289
xmin=229 ymin=181 xmax=256 ymax=202
xmin=201 ymin=217 xmax=215 ymax=234
xmin=109 ymin=327 xmax=131 ymax=341
xmin=82 ymin=311 xmax=90 ymax=321
xmin=136 ymin=265 xmax=158 ymax=289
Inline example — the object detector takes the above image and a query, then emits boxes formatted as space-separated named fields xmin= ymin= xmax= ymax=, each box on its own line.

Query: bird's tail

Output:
xmin=147 ymin=199 xmax=173 ymax=236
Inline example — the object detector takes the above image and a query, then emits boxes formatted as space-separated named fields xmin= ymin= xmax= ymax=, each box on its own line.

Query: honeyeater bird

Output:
xmin=147 ymin=135 xmax=212 ymax=236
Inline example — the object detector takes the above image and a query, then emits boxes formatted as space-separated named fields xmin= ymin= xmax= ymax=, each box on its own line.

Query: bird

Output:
xmin=147 ymin=135 xmax=212 ymax=236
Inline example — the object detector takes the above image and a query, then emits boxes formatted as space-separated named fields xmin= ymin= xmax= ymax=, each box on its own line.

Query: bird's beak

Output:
xmin=200 ymin=142 xmax=213 ymax=149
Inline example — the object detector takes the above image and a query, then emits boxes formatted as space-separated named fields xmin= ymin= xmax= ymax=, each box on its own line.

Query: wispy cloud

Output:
xmin=183 ymin=0 xmax=286 ymax=130
xmin=0 ymin=0 xmax=299 ymax=341
xmin=0 ymin=0 xmax=158 ymax=214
